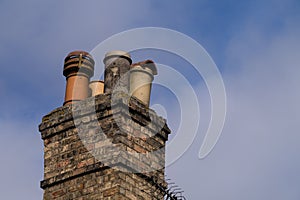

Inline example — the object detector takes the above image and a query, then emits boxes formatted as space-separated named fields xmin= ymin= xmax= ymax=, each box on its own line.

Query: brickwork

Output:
xmin=39 ymin=93 xmax=171 ymax=199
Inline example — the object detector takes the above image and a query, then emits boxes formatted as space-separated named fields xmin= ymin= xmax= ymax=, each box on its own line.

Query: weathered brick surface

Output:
xmin=39 ymin=93 xmax=170 ymax=199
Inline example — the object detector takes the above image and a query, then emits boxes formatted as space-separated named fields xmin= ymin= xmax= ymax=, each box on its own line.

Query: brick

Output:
xmin=39 ymin=93 xmax=170 ymax=199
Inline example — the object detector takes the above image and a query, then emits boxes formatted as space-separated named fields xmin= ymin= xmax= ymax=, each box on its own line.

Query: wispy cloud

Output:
xmin=166 ymin=6 xmax=300 ymax=199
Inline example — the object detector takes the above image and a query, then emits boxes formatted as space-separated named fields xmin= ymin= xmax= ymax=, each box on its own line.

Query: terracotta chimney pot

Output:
xmin=63 ymin=51 xmax=94 ymax=105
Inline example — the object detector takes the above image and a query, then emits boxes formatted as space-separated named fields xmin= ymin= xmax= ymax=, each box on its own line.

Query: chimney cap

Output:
xmin=103 ymin=50 xmax=132 ymax=64
xmin=63 ymin=50 xmax=95 ymax=77
xmin=67 ymin=50 xmax=91 ymax=57
xmin=131 ymin=60 xmax=157 ymax=75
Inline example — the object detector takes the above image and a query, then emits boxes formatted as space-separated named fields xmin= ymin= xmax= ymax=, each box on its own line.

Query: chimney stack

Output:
xmin=130 ymin=60 xmax=157 ymax=107
xmin=39 ymin=50 xmax=177 ymax=200
xmin=103 ymin=50 xmax=132 ymax=93
xmin=63 ymin=51 xmax=94 ymax=105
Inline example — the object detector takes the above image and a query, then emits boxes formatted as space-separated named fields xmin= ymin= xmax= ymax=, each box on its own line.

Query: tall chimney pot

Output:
xmin=63 ymin=51 xmax=94 ymax=105
xmin=130 ymin=60 xmax=157 ymax=107
xmin=103 ymin=50 xmax=132 ymax=94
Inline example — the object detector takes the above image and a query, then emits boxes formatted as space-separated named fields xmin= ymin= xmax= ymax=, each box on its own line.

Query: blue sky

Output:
xmin=0 ymin=0 xmax=300 ymax=199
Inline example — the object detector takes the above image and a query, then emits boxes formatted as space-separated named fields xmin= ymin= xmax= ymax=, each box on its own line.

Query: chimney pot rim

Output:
xmin=103 ymin=50 xmax=132 ymax=64
xmin=104 ymin=50 xmax=131 ymax=59
xmin=89 ymin=80 xmax=104 ymax=84
xmin=131 ymin=60 xmax=157 ymax=75
xmin=67 ymin=50 xmax=92 ymax=57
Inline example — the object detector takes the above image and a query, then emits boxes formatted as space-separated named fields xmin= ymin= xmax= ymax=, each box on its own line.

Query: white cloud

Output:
xmin=167 ymin=7 xmax=300 ymax=200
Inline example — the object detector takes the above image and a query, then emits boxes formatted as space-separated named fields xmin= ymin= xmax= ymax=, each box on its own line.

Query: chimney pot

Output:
xmin=103 ymin=50 xmax=132 ymax=94
xmin=130 ymin=60 xmax=158 ymax=107
xmin=63 ymin=51 xmax=95 ymax=105
xmin=89 ymin=80 xmax=104 ymax=97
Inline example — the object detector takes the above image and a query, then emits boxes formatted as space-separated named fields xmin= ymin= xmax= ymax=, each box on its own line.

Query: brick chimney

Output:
xmin=39 ymin=51 xmax=171 ymax=199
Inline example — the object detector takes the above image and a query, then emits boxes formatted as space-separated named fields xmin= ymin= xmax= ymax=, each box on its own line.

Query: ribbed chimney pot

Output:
xmin=63 ymin=51 xmax=95 ymax=105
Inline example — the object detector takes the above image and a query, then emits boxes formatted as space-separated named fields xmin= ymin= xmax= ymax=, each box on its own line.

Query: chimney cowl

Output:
xmin=131 ymin=60 xmax=157 ymax=75
xmin=63 ymin=51 xmax=95 ymax=78
xmin=63 ymin=50 xmax=95 ymax=106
